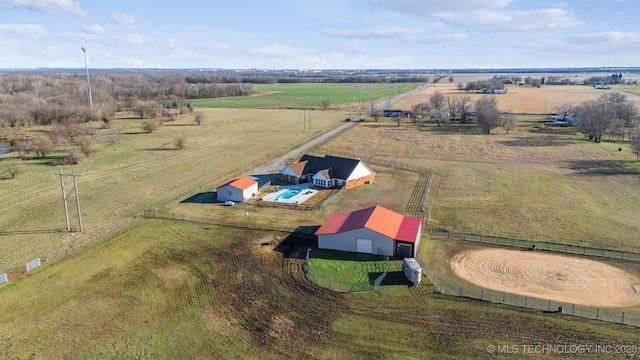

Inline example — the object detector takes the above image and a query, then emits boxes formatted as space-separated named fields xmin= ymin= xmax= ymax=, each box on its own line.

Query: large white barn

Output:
xmin=315 ymin=205 xmax=421 ymax=258
xmin=216 ymin=176 xmax=258 ymax=202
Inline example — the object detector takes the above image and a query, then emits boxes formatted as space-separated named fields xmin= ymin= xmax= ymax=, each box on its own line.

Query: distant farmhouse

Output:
xmin=216 ymin=176 xmax=258 ymax=202
xmin=315 ymin=205 xmax=422 ymax=258
xmin=280 ymin=154 xmax=375 ymax=189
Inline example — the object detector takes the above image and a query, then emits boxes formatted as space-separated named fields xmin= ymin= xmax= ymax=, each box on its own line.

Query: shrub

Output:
xmin=174 ymin=135 xmax=187 ymax=150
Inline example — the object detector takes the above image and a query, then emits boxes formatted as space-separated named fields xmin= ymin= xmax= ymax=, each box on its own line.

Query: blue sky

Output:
xmin=0 ymin=0 xmax=638 ymax=69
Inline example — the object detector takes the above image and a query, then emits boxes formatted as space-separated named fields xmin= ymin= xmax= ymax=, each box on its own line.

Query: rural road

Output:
xmin=256 ymin=83 xmax=430 ymax=174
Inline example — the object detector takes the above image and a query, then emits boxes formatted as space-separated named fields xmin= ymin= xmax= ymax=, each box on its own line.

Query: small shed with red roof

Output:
xmin=315 ymin=205 xmax=421 ymax=258
xmin=216 ymin=176 xmax=258 ymax=202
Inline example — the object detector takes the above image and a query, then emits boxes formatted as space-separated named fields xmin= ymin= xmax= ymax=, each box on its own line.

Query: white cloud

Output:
xmin=328 ymin=42 xmax=366 ymax=53
xmin=371 ymin=0 xmax=513 ymax=14
xmin=249 ymin=43 xmax=314 ymax=58
xmin=111 ymin=34 xmax=150 ymax=46
xmin=0 ymin=23 xmax=47 ymax=39
xmin=323 ymin=26 xmax=424 ymax=39
xmin=370 ymin=0 xmax=581 ymax=31
xmin=439 ymin=8 xmax=582 ymax=31
xmin=110 ymin=11 xmax=137 ymax=25
xmin=0 ymin=0 xmax=87 ymax=16
xmin=568 ymin=31 xmax=640 ymax=45
xmin=83 ymin=24 xmax=105 ymax=35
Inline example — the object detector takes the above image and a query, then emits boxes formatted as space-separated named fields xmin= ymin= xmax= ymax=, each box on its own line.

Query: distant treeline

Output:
xmin=185 ymin=74 xmax=428 ymax=84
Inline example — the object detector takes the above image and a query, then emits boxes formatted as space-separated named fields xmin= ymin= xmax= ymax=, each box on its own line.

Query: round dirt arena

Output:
xmin=449 ymin=248 xmax=640 ymax=307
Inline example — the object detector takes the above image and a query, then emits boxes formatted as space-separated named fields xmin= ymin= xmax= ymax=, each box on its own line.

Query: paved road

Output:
xmin=255 ymin=83 xmax=430 ymax=174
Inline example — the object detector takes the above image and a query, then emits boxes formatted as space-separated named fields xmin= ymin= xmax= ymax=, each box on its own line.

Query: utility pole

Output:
xmin=81 ymin=46 xmax=93 ymax=110
xmin=57 ymin=169 xmax=83 ymax=232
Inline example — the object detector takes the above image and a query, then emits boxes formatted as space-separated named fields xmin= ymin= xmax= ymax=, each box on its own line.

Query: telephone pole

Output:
xmin=57 ymin=169 xmax=83 ymax=232
xmin=81 ymin=46 xmax=93 ymax=110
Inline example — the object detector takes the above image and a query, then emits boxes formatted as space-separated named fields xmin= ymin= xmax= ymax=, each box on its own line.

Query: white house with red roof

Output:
xmin=315 ymin=205 xmax=421 ymax=258
xmin=216 ymin=176 xmax=258 ymax=202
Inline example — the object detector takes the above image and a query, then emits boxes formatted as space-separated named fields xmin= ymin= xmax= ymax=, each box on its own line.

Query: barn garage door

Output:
xmin=356 ymin=238 xmax=373 ymax=254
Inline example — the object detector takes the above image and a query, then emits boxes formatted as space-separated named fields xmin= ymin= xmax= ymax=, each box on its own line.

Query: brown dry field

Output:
xmin=395 ymin=81 xmax=640 ymax=114
xmin=320 ymin=118 xmax=640 ymax=248
xmin=449 ymin=248 xmax=640 ymax=307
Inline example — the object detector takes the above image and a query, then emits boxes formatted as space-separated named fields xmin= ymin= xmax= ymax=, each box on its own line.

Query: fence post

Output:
xmin=525 ymin=297 xmax=528 ymax=308
xmin=502 ymin=292 xmax=506 ymax=304
xmin=597 ymin=308 xmax=600 ymax=320
xmin=548 ymin=300 xmax=551 ymax=311
xmin=572 ymin=304 xmax=575 ymax=315
xmin=480 ymin=289 xmax=484 ymax=300
xmin=622 ymin=312 xmax=625 ymax=324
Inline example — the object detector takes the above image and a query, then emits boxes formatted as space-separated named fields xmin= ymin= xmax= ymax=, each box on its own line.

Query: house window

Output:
xmin=228 ymin=191 xmax=232 ymax=196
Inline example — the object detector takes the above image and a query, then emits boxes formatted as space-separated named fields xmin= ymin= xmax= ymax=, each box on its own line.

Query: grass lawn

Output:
xmin=1 ymin=218 xmax=639 ymax=359
xmin=306 ymin=249 xmax=392 ymax=292
xmin=192 ymin=83 xmax=423 ymax=108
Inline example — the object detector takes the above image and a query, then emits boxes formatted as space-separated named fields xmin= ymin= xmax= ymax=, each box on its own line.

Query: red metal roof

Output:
xmin=315 ymin=205 xmax=420 ymax=243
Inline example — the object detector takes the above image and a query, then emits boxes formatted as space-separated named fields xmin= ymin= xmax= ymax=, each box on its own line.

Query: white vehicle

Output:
xmin=223 ymin=200 xmax=235 ymax=206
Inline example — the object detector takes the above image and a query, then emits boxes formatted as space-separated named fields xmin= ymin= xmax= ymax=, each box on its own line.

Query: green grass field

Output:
xmin=192 ymin=83 xmax=422 ymax=108
xmin=1 ymin=218 xmax=638 ymax=359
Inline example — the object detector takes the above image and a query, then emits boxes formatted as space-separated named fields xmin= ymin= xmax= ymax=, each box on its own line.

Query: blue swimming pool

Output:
xmin=278 ymin=189 xmax=301 ymax=200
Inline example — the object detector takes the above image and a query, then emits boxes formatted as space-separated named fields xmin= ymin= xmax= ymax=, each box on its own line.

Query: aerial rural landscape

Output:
xmin=2 ymin=0 xmax=640 ymax=359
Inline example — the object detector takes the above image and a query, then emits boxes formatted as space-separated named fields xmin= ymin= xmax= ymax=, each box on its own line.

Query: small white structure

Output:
xmin=402 ymin=258 xmax=422 ymax=285
xmin=216 ymin=176 xmax=258 ymax=203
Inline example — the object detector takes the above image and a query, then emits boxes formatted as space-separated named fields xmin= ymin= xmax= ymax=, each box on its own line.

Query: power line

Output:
xmin=57 ymin=169 xmax=83 ymax=232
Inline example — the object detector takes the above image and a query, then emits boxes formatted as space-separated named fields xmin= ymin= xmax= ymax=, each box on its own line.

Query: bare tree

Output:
xmin=3 ymin=159 xmax=21 ymax=179
xmin=133 ymin=100 xmax=152 ymax=119
xmin=428 ymin=91 xmax=447 ymax=126
xmin=630 ymin=128 xmax=640 ymax=160
xmin=457 ymin=95 xmax=473 ymax=123
xmin=446 ymin=96 xmax=459 ymax=121
xmin=193 ymin=111 xmax=204 ymax=126
xmin=321 ymin=98 xmax=331 ymax=110
xmin=501 ymin=113 xmax=516 ymax=134
xmin=174 ymin=135 xmax=187 ymax=150
xmin=371 ymin=109 xmax=382 ymax=122
xmin=76 ymin=134 xmax=96 ymax=157
xmin=574 ymin=92 xmax=632 ymax=143
xmin=141 ymin=119 xmax=160 ymax=133
xmin=475 ymin=96 xmax=504 ymax=134
xmin=103 ymin=126 xmax=122 ymax=151
xmin=27 ymin=134 xmax=54 ymax=158
xmin=554 ymin=102 xmax=575 ymax=120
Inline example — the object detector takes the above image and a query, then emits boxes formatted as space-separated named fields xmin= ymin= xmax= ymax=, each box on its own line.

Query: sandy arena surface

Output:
xmin=449 ymin=248 xmax=640 ymax=307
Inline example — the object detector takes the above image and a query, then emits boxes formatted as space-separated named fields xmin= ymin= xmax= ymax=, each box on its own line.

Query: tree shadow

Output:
xmin=0 ymin=229 xmax=64 ymax=235
xmin=498 ymin=136 xmax=572 ymax=148
xmin=141 ymin=147 xmax=179 ymax=151
xmin=563 ymin=159 xmax=640 ymax=176
xmin=180 ymin=191 xmax=217 ymax=204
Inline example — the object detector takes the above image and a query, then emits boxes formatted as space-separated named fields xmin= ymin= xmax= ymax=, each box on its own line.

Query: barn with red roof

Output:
xmin=216 ymin=176 xmax=258 ymax=202
xmin=315 ymin=205 xmax=421 ymax=258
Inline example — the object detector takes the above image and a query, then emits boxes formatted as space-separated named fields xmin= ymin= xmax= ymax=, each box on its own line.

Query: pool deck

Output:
xmin=261 ymin=184 xmax=318 ymax=204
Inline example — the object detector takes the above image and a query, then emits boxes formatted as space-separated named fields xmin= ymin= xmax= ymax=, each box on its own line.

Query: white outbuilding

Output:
xmin=216 ymin=176 xmax=258 ymax=202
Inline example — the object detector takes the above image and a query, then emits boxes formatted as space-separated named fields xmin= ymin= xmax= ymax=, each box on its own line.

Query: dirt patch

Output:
xmin=449 ymin=248 xmax=640 ymax=307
